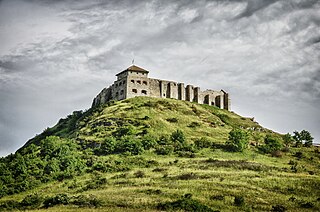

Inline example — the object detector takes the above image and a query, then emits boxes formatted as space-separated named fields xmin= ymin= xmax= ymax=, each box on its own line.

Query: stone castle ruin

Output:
xmin=92 ymin=65 xmax=230 ymax=110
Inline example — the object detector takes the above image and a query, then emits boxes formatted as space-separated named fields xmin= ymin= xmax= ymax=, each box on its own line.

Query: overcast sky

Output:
xmin=0 ymin=0 xmax=319 ymax=156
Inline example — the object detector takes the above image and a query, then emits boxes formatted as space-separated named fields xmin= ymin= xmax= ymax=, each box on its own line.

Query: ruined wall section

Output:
xmin=92 ymin=71 xmax=231 ymax=111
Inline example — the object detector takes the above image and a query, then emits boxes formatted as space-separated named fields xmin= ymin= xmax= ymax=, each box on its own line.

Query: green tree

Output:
xmin=260 ymin=135 xmax=283 ymax=154
xmin=293 ymin=130 xmax=314 ymax=147
xmin=283 ymin=133 xmax=294 ymax=147
xmin=226 ymin=128 xmax=249 ymax=152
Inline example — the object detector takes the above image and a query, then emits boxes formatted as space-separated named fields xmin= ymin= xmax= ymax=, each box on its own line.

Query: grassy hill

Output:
xmin=0 ymin=97 xmax=319 ymax=211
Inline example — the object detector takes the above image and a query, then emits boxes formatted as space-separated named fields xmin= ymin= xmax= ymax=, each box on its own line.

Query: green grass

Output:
xmin=1 ymin=97 xmax=319 ymax=211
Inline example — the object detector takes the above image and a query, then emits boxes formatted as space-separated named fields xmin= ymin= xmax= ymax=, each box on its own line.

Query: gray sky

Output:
xmin=0 ymin=0 xmax=319 ymax=156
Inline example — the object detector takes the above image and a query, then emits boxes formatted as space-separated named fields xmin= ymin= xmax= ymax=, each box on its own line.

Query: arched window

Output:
xmin=120 ymin=90 xmax=124 ymax=95
xmin=143 ymin=81 xmax=148 ymax=85
xmin=131 ymin=80 xmax=134 ymax=83
xmin=137 ymin=80 xmax=141 ymax=84
xmin=142 ymin=90 xmax=147 ymax=95
xmin=115 ymin=92 xmax=119 ymax=96
xmin=132 ymin=89 xmax=137 ymax=93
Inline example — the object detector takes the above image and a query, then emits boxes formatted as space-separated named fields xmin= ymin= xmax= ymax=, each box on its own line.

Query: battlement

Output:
xmin=92 ymin=65 xmax=230 ymax=110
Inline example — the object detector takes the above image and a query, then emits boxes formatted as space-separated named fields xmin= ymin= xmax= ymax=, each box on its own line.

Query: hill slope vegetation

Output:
xmin=0 ymin=97 xmax=319 ymax=211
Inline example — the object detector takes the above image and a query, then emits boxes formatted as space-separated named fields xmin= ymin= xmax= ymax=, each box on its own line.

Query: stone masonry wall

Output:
xmin=92 ymin=69 xmax=230 ymax=111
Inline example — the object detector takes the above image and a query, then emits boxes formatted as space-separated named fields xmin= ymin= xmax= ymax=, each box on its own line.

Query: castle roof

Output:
xmin=116 ymin=65 xmax=149 ymax=76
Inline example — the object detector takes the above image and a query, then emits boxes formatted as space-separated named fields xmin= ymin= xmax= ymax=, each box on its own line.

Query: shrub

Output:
xmin=157 ymin=194 xmax=214 ymax=212
xmin=171 ymin=130 xmax=186 ymax=144
xmin=226 ymin=128 xmax=249 ymax=152
xmin=72 ymin=194 xmax=103 ymax=207
xmin=155 ymin=145 xmax=174 ymax=155
xmin=0 ymin=200 xmax=20 ymax=210
xmin=271 ymin=150 xmax=283 ymax=157
xmin=166 ymin=118 xmax=178 ymax=123
xmin=195 ymin=137 xmax=212 ymax=149
xmin=259 ymin=135 xmax=283 ymax=154
xmin=300 ymin=201 xmax=314 ymax=208
xmin=134 ymin=170 xmax=146 ymax=178
xmin=157 ymin=135 xmax=171 ymax=145
xmin=116 ymin=136 xmax=144 ymax=155
xmin=188 ymin=122 xmax=201 ymax=128
xmin=141 ymin=135 xmax=158 ymax=150
xmin=20 ymin=193 xmax=43 ymax=209
xmin=294 ymin=151 xmax=303 ymax=159
xmin=271 ymin=204 xmax=286 ymax=212
xmin=152 ymin=167 xmax=167 ymax=172
xmin=234 ymin=195 xmax=245 ymax=206
xmin=97 ymin=137 xmax=116 ymax=155
xmin=177 ymin=173 xmax=198 ymax=180
xmin=112 ymin=126 xmax=135 ymax=138
xmin=210 ymin=195 xmax=225 ymax=201
xmin=283 ymin=133 xmax=294 ymax=147
xmin=43 ymin=193 xmax=70 ymax=208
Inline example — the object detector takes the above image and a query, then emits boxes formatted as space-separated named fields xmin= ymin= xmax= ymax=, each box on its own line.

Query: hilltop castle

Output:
xmin=92 ymin=65 xmax=230 ymax=110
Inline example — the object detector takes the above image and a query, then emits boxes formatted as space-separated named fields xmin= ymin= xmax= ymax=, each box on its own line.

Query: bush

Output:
xmin=72 ymin=194 xmax=103 ymax=207
xmin=177 ymin=173 xmax=198 ymax=180
xmin=195 ymin=137 xmax=212 ymax=149
xmin=271 ymin=150 xmax=283 ymax=158
xmin=166 ymin=118 xmax=178 ymax=123
xmin=97 ymin=137 xmax=117 ymax=155
xmin=134 ymin=170 xmax=146 ymax=178
xmin=157 ymin=194 xmax=214 ymax=212
xmin=272 ymin=204 xmax=286 ymax=212
xmin=300 ymin=201 xmax=314 ymax=208
xmin=155 ymin=145 xmax=174 ymax=155
xmin=0 ymin=200 xmax=20 ymax=210
xmin=234 ymin=195 xmax=245 ymax=206
xmin=210 ymin=195 xmax=225 ymax=201
xmin=141 ymin=135 xmax=158 ymax=150
xmin=188 ymin=122 xmax=201 ymax=128
xmin=43 ymin=193 xmax=70 ymax=208
xmin=171 ymin=130 xmax=186 ymax=144
xmin=226 ymin=128 xmax=249 ymax=152
xmin=20 ymin=193 xmax=43 ymax=209
xmin=259 ymin=135 xmax=283 ymax=154
xmin=115 ymin=136 xmax=144 ymax=155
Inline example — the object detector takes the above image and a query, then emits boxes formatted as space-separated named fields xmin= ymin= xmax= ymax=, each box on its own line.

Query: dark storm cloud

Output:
xmin=0 ymin=0 xmax=320 ymax=156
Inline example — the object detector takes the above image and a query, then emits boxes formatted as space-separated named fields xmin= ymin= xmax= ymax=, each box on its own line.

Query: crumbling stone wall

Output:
xmin=92 ymin=66 xmax=231 ymax=111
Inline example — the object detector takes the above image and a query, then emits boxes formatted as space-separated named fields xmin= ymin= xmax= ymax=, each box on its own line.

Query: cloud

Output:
xmin=0 ymin=0 xmax=320 ymax=156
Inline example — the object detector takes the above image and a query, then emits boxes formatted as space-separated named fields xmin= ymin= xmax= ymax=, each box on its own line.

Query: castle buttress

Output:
xmin=92 ymin=65 xmax=230 ymax=110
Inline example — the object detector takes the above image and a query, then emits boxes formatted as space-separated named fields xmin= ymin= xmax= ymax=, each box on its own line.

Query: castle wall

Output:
xmin=92 ymin=69 xmax=231 ymax=111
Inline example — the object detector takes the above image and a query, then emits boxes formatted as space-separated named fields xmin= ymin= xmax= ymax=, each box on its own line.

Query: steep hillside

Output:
xmin=0 ymin=97 xmax=319 ymax=211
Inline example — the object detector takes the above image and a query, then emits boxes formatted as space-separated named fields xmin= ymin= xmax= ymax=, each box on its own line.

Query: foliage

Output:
xmin=259 ymin=135 xmax=283 ymax=154
xmin=226 ymin=128 xmax=249 ymax=152
xmin=20 ymin=193 xmax=43 ymax=209
xmin=194 ymin=137 xmax=212 ymax=149
xmin=43 ymin=193 xmax=70 ymax=208
xmin=293 ymin=130 xmax=314 ymax=147
xmin=283 ymin=133 xmax=294 ymax=147
xmin=157 ymin=194 xmax=214 ymax=212
xmin=234 ymin=195 xmax=245 ymax=206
